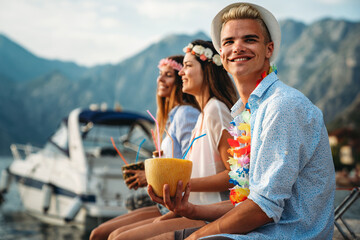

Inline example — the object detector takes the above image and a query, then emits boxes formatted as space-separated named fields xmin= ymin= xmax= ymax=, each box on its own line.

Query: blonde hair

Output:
xmin=222 ymin=3 xmax=271 ymax=43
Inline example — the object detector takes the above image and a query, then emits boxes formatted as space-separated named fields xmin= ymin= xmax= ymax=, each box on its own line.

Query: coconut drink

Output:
xmin=145 ymin=158 xmax=192 ymax=197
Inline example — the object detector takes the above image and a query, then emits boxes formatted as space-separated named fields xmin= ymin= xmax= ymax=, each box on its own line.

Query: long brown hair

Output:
xmin=188 ymin=39 xmax=237 ymax=110
xmin=156 ymin=55 xmax=200 ymax=139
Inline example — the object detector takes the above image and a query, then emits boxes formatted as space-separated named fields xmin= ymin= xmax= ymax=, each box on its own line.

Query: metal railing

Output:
xmin=10 ymin=144 xmax=42 ymax=160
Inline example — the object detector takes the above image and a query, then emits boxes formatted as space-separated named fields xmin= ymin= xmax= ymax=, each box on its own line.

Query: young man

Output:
xmin=148 ymin=3 xmax=335 ymax=240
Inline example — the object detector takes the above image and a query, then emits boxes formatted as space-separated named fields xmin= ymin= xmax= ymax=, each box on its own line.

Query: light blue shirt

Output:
xmin=161 ymin=105 xmax=200 ymax=158
xmin=203 ymin=72 xmax=336 ymax=240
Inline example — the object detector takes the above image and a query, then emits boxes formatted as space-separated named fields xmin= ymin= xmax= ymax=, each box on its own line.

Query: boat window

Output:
xmin=127 ymin=124 xmax=154 ymax=152
xmin=49 ymin=122 xmax=69 ymax=150
xmin=81 ymin=122 xmax=154 ymax=160
xmin=42 ymin=122 xmax=69 ymax=156
xmin=82 ymin=124 xmax=129 ymax=150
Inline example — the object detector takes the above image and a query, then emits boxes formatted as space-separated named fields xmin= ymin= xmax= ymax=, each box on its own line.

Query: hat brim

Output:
xmin=211 ymin=2 xmax=281 ymax=63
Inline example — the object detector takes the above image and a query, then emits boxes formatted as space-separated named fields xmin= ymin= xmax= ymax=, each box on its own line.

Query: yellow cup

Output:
xmin=145 ymin=158 xmax=192 ymax=197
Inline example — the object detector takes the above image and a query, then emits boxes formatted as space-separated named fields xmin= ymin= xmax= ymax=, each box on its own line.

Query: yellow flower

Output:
xmin=238 ymin=123 xmax=250 ymax=135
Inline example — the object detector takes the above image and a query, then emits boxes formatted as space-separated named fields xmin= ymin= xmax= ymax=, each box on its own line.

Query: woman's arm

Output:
xmin=190 ymin=171 xmax=232 ymax=192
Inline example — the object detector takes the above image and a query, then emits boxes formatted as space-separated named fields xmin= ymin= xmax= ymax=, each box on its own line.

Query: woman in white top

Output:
xmin=108 ymin=40 xmax=238 ymax=240
xmin=180 ymin=39 xmax=237 ymax=205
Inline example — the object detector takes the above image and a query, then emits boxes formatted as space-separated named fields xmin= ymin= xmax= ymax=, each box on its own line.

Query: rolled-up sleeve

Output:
xmin=248 ymin=95 xmax=320 ymax=223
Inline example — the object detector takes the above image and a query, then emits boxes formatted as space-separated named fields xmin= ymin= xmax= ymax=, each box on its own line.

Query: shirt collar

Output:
xmin=251 ymin=72 xmax=278 ymax=100
xmin=231 ymin=72 xmax=279 ymax=118
xmin=231 ymin=98 xmax=244 ymax=118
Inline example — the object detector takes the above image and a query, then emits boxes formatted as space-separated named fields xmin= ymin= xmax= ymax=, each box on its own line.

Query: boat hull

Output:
xmin=11 ymin=171 xmax=129 ymax=231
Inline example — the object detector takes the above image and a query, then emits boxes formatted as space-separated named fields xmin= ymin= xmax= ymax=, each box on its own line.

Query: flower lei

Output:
xmin=227 ymin=65 xmax=277 ymax=206
xmin=183 ymin=43 xmax=222 ymax=66
xmin=158 ymin=58 xmax=183 ymax=71
xmin=227 ymin=116 xmax=251 ymax=205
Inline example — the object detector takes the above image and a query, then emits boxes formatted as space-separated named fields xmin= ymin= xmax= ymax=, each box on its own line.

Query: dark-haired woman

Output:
xmin=108 ymin=40 xmax=238 ymax=240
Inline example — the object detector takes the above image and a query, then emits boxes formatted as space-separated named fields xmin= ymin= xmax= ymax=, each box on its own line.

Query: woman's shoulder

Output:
xmin=176 ymin=104 xmax=200 ymax=115
xmin=205 ymin=98 xmax=230 ymax=115
xmin=171 ymin=105 xmax=200 ymax=124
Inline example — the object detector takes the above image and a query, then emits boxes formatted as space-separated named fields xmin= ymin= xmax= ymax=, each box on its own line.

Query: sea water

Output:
xmin=0 ymin=156 xmax=359 ymax=239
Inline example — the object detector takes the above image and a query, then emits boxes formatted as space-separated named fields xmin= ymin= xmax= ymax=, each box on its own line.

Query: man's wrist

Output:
xmin=185 ymin=203 xmax=198 ymax=219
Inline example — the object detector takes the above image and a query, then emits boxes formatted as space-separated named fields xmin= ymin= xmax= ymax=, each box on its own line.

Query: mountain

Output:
xmin=276 ymin=19 xmax=360 ymax=124
xmin=0 ymin=31 xmax=209 ymax=154
xmin=0 ymin=19 xmax=359 ymax=156
xmin=328 ymin=93 xmax=360 ymax=131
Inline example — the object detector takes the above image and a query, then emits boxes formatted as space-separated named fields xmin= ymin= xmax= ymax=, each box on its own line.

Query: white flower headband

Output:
xmin=183 ymin=43 xmax=222 ymax=66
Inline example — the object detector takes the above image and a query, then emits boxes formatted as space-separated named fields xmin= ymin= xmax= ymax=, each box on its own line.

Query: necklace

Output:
xmin=227 ymin=65 xmax=277 ymax=205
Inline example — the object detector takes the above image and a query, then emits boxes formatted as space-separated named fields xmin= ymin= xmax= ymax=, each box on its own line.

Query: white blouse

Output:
xmin=187 ymin=98 xmax=232 ymax=205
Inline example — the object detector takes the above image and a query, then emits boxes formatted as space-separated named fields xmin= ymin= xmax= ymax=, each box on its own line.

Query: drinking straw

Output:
xmin=111 ymin=137 xmax=129 ymax=165
xmin=164 ymin=128 xmax=174 ymax=158
xmin=136 ymin=138 xmax=146 ymax=163
xmin=147 ymin=110 xmax=161 ymax=158
xmin=151 ymin=129 xmax=158 ymax=152
xmin=182 ymin=133 xmax=206 ymax=159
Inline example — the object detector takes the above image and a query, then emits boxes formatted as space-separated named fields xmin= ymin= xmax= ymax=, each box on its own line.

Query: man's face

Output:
xmin=219 ymin=19 xmax=274 ymax=80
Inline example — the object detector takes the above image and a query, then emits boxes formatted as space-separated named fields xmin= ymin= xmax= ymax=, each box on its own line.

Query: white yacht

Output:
xmin=0 ymin=108 xmax=154 ymax=231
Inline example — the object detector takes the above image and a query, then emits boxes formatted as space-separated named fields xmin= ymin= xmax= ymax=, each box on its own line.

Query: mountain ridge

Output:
xmin=0 ymin=19 xmax=359 ymax=155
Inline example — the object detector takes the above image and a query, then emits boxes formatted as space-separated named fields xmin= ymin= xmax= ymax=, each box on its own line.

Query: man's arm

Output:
xmin=148 ymin=180 xmax=273 ymax=239
xmin=148 ymin=181 xmax=233 ymax=221
xmin=188 ymin=199 xmax=273 ymax=240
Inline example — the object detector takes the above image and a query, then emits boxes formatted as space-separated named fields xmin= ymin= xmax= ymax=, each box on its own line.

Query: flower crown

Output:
xmin=183 ymin=43 xmax=222 ymax=66
xmin=158 ymin=58 xmax=183 ymax=71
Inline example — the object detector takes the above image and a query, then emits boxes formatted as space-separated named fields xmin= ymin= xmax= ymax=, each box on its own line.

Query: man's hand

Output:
xmin=148 ymin=180 xmax=195 ymax=219
xmin=124 ymin=169 xmax=147 ymax=190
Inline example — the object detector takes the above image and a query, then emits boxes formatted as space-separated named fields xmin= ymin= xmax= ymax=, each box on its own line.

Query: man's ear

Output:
xmin=265 ymin=42 xmax=274 ymax=59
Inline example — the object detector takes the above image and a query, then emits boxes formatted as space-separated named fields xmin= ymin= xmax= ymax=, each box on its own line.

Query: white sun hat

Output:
xmin=211 ymin=2 xmax=281 ymax=63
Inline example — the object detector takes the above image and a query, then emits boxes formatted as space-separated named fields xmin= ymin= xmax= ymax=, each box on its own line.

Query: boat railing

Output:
xmin=10 ymin=144 xmax=42 ymax=160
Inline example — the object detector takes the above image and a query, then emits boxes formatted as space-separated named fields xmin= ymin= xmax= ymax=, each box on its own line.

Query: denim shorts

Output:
xmin=156 ymin=203 xmax=170 ymax=215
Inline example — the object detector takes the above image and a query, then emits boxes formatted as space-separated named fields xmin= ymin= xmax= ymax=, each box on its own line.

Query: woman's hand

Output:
xmin=148 ymin=180 xmax=195 ymax=219
xmin=124 ymin=170 xmax=147 ymax=190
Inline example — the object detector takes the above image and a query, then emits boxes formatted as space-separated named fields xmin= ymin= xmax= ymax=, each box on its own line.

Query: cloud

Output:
xmin=315 ymin=0 xmax=352 ymax=4
xmin=135 ymin=0 xmax=204 ymax=20
xmin=0 ymin=0 xmax=141 ymax=66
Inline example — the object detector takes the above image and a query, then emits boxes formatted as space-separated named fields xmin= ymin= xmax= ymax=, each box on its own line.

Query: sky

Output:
xmin=0 ymin=0 xmax=359 ymax=67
